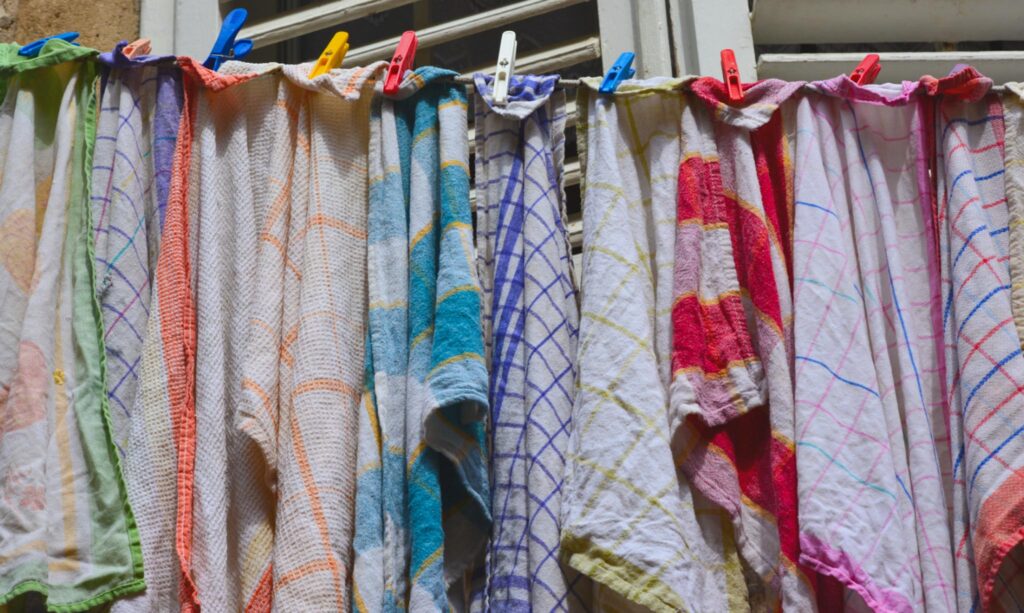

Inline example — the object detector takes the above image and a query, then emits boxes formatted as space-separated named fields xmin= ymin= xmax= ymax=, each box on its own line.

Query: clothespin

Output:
xmin=598 ymin=52 xmax=635 ymax=94
xmin=203 ymin=8 xmax=253 ymax=71
xmin=123 ymin=38 xmax=152 ymax=59
xmin=492 ymin=31 xmax=517 ymax=106
xmin=721 ymin=49 xmax=743 ymax=103
xmin=384 ymin=31 xmax=417 ymax=96
xmin=19 ymin=32 xmax=79 ymax=57
xmin=308 ymin=31 xmax=349 ymax=79
xmin=850 ymin=53 xmax=881 ymax=86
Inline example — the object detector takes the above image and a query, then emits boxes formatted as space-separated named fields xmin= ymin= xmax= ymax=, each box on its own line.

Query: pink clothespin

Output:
xmin=721 ymin=49 xmax=743 ymax=103
xmin=850 ymin=54 xmax=881 ymax=85
xmin=123 ymin=38 xmax=151 ymax=59
xmin=384 ymin=31 xmax=417 ymax=96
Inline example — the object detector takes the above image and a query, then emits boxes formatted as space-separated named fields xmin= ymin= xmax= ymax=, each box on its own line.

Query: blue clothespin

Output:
xmin=19 ymin=31 xmax=79 ymax=57
xmin=599 ymin=52 xmax=635 ymax=94
xmin=203 ymin=8 xmax=253 ymax=70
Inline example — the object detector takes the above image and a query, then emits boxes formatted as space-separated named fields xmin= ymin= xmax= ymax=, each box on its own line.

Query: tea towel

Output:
xmin=560 ymin=77 xmax=747 ymax=613
xmin=941 ymin=76 xmax=1024 ymax=612
xmin=91 ymin=41 xmax=182 ymax=458
xmin=471 ymin=73 xmax=587 ymax=611
xmin=792 ymin=75 xmax=956 ymax=611
xmin=351 ymin=67 xmax=490 ymax=612
xmin=671 ymin=77 xmax=825 ymax=611
xmin=0 ymin=39 xmax=145 ymax=610
xmin=145 ymin=58 xmax=384 ymax=612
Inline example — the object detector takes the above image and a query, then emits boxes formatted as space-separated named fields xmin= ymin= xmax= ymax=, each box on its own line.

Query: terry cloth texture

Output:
xmin=0 ymin=40 xmax=145 ymax=610
xmin=91 ymin=41 xmax=182 ymax=459
xmin=142 ymin=58 xmax=385 ymax=612
xmin=351 ymin=66 xmax=490 ymax=612
xmin=470 ymin=73 xmax=588 ymax=612
xmin=792 ymin=75 xmax=957 ymax=612
xmin=672 ymin=77 xmax=826 ymax=611
xmin=561 ymin=77 xmax=749 ymax=613
xmin=940 ymin=80 xmax=1024 ymax=612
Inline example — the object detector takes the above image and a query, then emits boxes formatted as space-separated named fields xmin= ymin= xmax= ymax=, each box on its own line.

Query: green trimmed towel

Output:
xmin=0 ymin=40 xmax=145 ymax=610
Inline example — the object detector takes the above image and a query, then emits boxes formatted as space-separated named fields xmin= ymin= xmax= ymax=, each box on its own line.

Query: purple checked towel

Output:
xmin=471 ymin=73 xmax=588 ymax=612
xmin=92 ymin=41 xmax=182 ymax=458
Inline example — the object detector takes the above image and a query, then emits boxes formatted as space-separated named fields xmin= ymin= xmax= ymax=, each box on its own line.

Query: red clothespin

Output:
xmin=123 ymin=38 xmax=151 ymax=59
xmin=384 ymin=31 xmax=417 ymax=96
xmin=721 ymin=49 xmax=743 ymax=103
xmin=850 ymin=54 xmax=881 ymax=85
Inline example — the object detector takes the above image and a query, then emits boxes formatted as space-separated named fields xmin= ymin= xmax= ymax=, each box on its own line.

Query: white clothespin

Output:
xmin=493 ymin=31 xmax=517 ymax=106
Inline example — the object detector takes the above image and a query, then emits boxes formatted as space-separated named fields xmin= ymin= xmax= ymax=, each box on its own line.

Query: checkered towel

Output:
xmin=561 ymin=77 xmax=748 ymax=613
xmin=941 ymin=74 xmax=1024 ymax=612
xmin=470 ymin=72 xmax=588 ymax=611
xmin=792 ymin=75 xmax=957 ymax=612
xmin=0 ymin=39 xmax=145 ymax=610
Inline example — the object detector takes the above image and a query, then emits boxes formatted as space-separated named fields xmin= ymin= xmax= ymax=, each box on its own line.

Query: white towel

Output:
xmin=560 ymin=77 xmax=747 ymax=613
xmin=792 ymin=77 xmax=956 ymax=612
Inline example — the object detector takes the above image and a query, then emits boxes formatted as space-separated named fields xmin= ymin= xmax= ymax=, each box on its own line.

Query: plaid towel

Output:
xmin=146 ymin=58 xmax=385 ymax=612
xmin=0 ymin=40 xmax=145 ymax=609
xmin=940 ymin=76 xmax=1024 ymax=612
xmin=91 ymin=42 xmax=182 ymax=459
xmin=792 ymin=75 xmax=956 ymax=612
xmin=352 ymin=67 xmax=489 ymax=612
xmin=561 ymin=77 xmax=747 ymax=613
xmin=672 ymin=77 xmax=825 ymax=611
xmin=471 ymin=73 xmax=587 ymax=611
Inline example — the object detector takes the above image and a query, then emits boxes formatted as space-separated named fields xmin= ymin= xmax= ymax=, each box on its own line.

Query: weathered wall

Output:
xmin=1 ymin=0 xmax=138 ymax=50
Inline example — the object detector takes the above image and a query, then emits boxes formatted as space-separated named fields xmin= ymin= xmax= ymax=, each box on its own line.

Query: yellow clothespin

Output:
xmin=309 ymin=32 xmax=349 ymax=79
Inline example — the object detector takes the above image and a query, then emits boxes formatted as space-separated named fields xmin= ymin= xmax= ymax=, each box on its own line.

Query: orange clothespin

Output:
xmin=384 ymin=31 xmax=417 ymax=96
xmin=850 ymin=54 xmax=881 ymax=85
xmin=309 ymin=32 xmax=349 ymax=78
xmin=123 ymin=38 xmax=151 ymax=59
xmin=721 ymin=49 xmax=743 ymax=102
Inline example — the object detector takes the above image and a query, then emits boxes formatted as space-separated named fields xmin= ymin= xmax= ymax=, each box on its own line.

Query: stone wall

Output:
xmin=1 ymin=0 xmax=139 ymax=50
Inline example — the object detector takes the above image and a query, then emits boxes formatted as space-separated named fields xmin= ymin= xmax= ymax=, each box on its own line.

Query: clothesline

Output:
xmin=450 ymin=73 xmax=1012 ymax=92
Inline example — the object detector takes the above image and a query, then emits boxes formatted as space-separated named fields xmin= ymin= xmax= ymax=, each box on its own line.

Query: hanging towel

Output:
xmin=138 ymin=58 xmax=384 ymax=612
xmin=352 ymin=66 xmax=490 ymax=612
xmin=791 ymin=75 xmax=956 ymax=612
xmin=940 ymin=74 xmax=1024 ymax=612
xmin=91 ymin=41 xmax=182 ymax=459
xmin=0 ymin=40 xmax=146 ymax=610
xmin=561 ymin=77 xmax=748 ymax=613
xmin=671 ymin=77 xmax=829 ymax=611
xmin=470 ymin=73 xmax=588 ymax=611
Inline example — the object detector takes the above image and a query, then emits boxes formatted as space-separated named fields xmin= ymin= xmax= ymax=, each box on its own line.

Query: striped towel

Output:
xmin=561 ymin=77 xmax=747 ymax=613
xmin=143 ymin=57 xmax=384 ymax=612
xmin=0 ymin=40 xmax=145 ymax=609
xmin=470 ymin=73 xmax=587 ymax=611
xmin=792 ymin=75 xmax=956 ymax=611
xmin=352 ymin=67 xmax=489 ymax=612
xmin=940 ymin=75 xmax=1024 ymax=612
xmin=672 ymin=77 xmax=825 ymax=610
xmin=91 ymin=41 xmax=182 ymax=459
